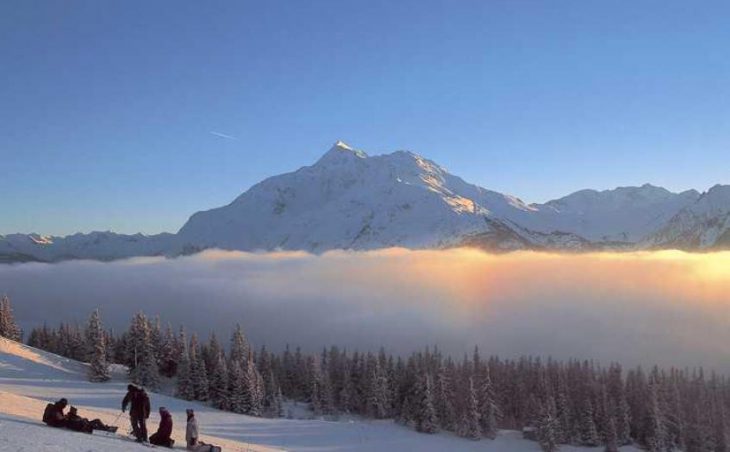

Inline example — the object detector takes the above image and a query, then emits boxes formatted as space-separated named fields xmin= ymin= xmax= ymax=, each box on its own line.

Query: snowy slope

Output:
xmin=0 ymin=337 xmax=641 ymax=451
xmin=516 ymin=184 xmax=700 ymax=243
xmin=2 ymin=141 xmax=728 ymax=262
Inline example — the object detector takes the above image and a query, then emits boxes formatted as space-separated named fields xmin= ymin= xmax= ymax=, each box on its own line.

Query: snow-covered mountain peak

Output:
xmin=3 ymin=142 xmax=729 ymax=261
xmin=316 ymin=140 xmax=368 ymax=167
xmin=333 ymin=140 xmax=353 ymax=150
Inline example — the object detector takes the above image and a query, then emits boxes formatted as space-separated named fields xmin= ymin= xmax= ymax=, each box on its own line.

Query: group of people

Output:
xmin=42 ymin=398 xmax=117 ymax=434
xmin=42 ymin=385 xmax=221 ymax=451
xmin=122 ymin=384 xmax=220 ymax=451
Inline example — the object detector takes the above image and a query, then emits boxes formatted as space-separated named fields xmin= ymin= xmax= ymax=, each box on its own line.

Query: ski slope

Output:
xmin=0 ymin=337 xmax=641 ymax=451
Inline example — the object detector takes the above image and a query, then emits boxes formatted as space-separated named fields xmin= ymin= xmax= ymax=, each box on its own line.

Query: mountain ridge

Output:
xmin=2 ymin=141 xmax=728 ymax=262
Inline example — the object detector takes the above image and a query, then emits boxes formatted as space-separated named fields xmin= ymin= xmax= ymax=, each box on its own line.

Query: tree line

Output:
xmin=3 ymin=297 xmax=729 ymax=452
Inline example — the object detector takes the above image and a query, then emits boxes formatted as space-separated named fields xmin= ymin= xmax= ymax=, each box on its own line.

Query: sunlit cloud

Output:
xmin=1 ymin=249 xmax=729 ymax=371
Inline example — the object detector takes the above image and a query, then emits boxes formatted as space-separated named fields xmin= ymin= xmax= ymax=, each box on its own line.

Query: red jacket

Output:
xmin=155 ymin=410 xmax=173 ymax=440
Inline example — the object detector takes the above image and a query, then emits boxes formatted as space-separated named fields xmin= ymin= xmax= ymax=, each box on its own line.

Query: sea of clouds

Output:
xmin=1 ymin=248 xmax=729 ymax=371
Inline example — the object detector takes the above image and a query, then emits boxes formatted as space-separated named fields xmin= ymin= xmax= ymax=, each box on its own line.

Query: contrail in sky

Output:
xmin=210 ymin=131 xmax=238 ymax=140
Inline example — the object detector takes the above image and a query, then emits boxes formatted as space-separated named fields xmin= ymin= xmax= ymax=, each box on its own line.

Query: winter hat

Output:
xmin=58 ymin=398 xmax=68 ymax=406
xmin=127 ymin=384 xmax=136 ymax=391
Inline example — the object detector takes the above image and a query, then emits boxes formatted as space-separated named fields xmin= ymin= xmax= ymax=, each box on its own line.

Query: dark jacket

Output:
xmin=65 ymin=413 xmax=93 ymax=433
xmin=155 ymin=409 xmax=173 ymax=440
xmin=122 ymin=387 xmax=151 ymax=419
xmin=42 ymin=402 xmax=66 ymax=428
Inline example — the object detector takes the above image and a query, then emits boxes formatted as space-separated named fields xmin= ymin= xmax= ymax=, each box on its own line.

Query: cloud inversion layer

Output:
xmin=2 ymin=249 xmax=729 ymax=371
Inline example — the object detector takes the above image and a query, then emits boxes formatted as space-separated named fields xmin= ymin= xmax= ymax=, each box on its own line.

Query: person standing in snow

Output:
xmin=122 ymin=384 xmax=151 ymax=442
xmin=185 ymin=409 xmax=221 ymax=452
xmin=149 ymin=406 xmax=174 ymax=447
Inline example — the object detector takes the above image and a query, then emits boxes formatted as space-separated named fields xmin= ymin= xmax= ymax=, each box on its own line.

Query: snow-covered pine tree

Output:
xmin=228 ymin=359 xmax=247 ymax=414
xmin=175 ymin=327 xmax=194 ymax=400
xmin=274 ymin=385 xmax=284 ymax=418
xmin=367 ymin=358 xmax=391 ymax=419
xmin=209 ymin=352 xmax=230 ymax=410
xmin=597 ymin=382 xmax=619 ymax=452
xmin=204 ymin=332 xmax=222 ymax=377
xmin=614 ymin=395 xmax=631 ymax=446
xmin=338 ymin=358 xmax=355 ymax=414
xmin=476 ymin=364 xmax=499 ymax=439
xmin=229 ymin=324 xmax=250 ymax=365
xmin=555 ymin=377 xmax=573 ymax=444
xmin=537 ymin=395 xmax=560 ymax=452
xmin=157 ymin=324 xmax=177 ymax=377
xmin=416 ymin=374 xmax=439 ymax=434
xmin=644 ymin=372 xmax=667 ymax=452
xmin=579 ymin=396 xmax=600 ymax=446
xmin=150 ymin=316 xmax=162 ymax=368
xmin=711 ymin=383 xmax=729 ymax=452
xmin=245 ymin=350 xmax=264 ymax=416
xmin=85 ymin=309 xmax=110 ymax=382
xmin=189 ymin=333 xmax=209 ymax=401
xmin=436 ymin=359 xmax=457 ymax=431
xmin=0 ymin=295 xmax=22 ymax=341
xmin=127 ymin=312 xmax=160 ymax=389
xmin=258 ymin=347 xmax=280 ymax=417
xmin=458 ymin=376 xmax=482 ymax=440
xmin=308 ymin=356 xmax=323 ymax=415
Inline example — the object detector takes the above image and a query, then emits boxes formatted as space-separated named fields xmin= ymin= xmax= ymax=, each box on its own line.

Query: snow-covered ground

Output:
xmin=0 ymin=337 xmax=641 ymax=451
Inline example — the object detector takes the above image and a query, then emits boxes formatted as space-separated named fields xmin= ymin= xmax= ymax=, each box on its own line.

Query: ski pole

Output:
xmin=112 ymin=411 xmax=124 ymax=426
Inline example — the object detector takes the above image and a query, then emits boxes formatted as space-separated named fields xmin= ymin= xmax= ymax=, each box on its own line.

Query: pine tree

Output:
xmin=436 ymin=360 xmax=457 ymax=431
xmin=247 ymin=355 xmax=264 ymax=416
xmin=644 ymin=374 xmax=667 ymax=452
xmin=459 ymin=376 xmax=481 ymax=440
xmin=537 ymin=396 xmax=560 ymax=452
xmin=229 ymin=324 xmax=250 ymax=364
xmin=0 ymin=295 xmax=22 ymax=341
xmin=189 ymin=333 xmax=209 ymax=401
xmin=85 ymin=309 xmax=110 ymax=382
xmin=150 ymin=316 xmax=162 ymax=370
xmin=477 ymin=365 xmax=499 ymax=439
xmin=158 ymin=324 xmax=178 ymax=377
xmin=416 ymin=374 xmax=439 ymax=433
xmin=367 ymin=359 xmax=390 ymax=419
xmin=175 ymin=327 xmax=194 ymax=400
xmin=339 ymin=359 xmax=355 ymax=414
xmin=579 ymin=397 xmax=600 ymax=446
xmin=127 ymin=312 xmax=159 ymax=389
xmin=228 ymin=359 xmax=247 ymax=414
xmin=209 ymin=352 xmax=230 ymax=410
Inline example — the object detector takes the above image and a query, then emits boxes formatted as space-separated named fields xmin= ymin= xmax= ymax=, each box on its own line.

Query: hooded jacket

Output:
xmin=155 ymin=408 xmax=173 ymax=440
xmin=122 ymin=386 xmax=151 ymax=419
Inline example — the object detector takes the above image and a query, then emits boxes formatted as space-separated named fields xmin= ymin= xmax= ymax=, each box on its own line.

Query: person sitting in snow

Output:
xmin=65 ymin=406 xmax=117 ymax=434
xmin=185 ymin=409 xmax=221 ymax=452
xmin=149 ymin=406 xmax=175 ymax=447
xmin=42 ymin=398 xmax=68 ymax=428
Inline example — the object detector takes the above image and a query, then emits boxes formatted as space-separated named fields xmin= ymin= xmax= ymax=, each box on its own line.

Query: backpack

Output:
xmin=42 ymin=403 xmax=55 ymax=424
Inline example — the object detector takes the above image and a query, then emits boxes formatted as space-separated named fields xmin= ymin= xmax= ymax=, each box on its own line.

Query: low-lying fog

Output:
xmin=2 ymin=248 xmax=729 ymax=371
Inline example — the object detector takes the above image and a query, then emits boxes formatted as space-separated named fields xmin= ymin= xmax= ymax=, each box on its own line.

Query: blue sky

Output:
xmin=2 ymin=0 xmax=729 ymax=235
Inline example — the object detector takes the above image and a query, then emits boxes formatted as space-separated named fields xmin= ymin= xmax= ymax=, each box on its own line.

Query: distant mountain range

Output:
xmin=2 ymin=141 xmax=729 ymax=263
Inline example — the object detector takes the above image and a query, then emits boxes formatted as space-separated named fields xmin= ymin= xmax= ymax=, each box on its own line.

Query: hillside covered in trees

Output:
xmin=1 ymin=295 xmax=727 ymax=452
